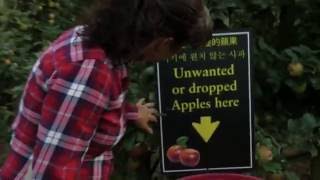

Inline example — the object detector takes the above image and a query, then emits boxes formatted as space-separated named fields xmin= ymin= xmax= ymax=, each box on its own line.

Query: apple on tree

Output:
xmin=288 ymin=62 xmax=304 ymax=77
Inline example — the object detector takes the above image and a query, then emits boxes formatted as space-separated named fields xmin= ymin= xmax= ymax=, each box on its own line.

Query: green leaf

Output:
xmin=284 ymin=49 xmax=299 ymax=61
xmin=122 ymin=135 xmax=137 ymax=151
xmin=176 ymin=136 xmax=189 ymax=148
xmin=136 ymin=131 xmax=146 ymax=143
xmin=311 ymin=78 xmax=320 ymax=90
xmin=306 ymin=144 xmax=318 ymax=157
xmin=291 ymin=45 xmax=313 ymax=55
xmin=287 ymin=119 xmax=299 ymax=133
xmin=284 ymin=171 xmax=300 ymax=180
xmin=262 ymin=162 xmax=282 ymax=173
xmin=301 ymin=113 xmax=317 ymax=130
xmin=285 ymin=79 xmax=307 ymax=94
xmin=141 ymin=66 xmax=155 ymax=77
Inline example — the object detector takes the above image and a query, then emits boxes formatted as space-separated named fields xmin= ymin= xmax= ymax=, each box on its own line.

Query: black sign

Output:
xmin=156 ymin=31 xmax=254 ymax=173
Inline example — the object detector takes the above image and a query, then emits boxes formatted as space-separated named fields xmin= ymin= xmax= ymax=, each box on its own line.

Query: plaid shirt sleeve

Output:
xmin=0 ymin=57 xmax=113 ymax=179
xmin=124 ymin=103 xmax=139 ymax=121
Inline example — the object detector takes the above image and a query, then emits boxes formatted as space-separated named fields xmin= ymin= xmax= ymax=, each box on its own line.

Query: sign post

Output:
xmin=156 ymin=31 xmax=254 ymax=173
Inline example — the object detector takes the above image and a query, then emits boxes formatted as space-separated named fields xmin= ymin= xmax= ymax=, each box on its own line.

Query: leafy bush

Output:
xmin=205 ymin=0 xmax=320 ymax=179
xmin=0 ymin=0 xmax=319 ymax=179
xmin=0 ymin=0 xmax=88 ymax=163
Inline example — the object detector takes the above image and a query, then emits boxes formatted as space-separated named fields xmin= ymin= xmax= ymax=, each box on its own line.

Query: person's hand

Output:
xmin=135 ymin=98 xmax=158 ymax=134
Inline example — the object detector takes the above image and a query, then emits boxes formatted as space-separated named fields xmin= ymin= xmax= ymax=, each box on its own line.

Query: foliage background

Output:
xmin=0 ymin=0 xmax=319 ymax=179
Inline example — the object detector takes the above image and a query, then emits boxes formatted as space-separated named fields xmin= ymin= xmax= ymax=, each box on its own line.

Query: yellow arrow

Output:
xmin=192 ymin=116 xmax=220 ymax=143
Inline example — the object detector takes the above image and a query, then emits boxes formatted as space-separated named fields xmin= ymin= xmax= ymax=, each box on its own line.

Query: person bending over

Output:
xmin=0 ymin=0 xmax=213 ymax=179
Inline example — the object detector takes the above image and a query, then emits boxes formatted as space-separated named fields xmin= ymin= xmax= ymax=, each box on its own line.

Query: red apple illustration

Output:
xmin=179 ymin=148 xmax=200 ymax=167
xmin=166 ymin=145 xmax=184 ymax=163
xmin=166 ymin=136 xmax=188 ymax=163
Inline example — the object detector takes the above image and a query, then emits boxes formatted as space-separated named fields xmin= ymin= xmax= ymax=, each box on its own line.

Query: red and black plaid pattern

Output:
xmin=0 ymin=26 xmax=138 ymax=180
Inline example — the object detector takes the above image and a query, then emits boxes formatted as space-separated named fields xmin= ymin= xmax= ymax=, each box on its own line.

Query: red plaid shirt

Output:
xmin=0 ymin=26 xmax=138 ymax=180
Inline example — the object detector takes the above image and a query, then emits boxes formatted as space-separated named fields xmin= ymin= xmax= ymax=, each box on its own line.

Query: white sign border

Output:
xmin=157 ymin=31 xmax=253 ymax=173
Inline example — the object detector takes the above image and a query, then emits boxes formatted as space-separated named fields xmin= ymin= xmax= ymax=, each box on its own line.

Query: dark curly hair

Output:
xmin=81 ymin=0 xmax=213 ymax=64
